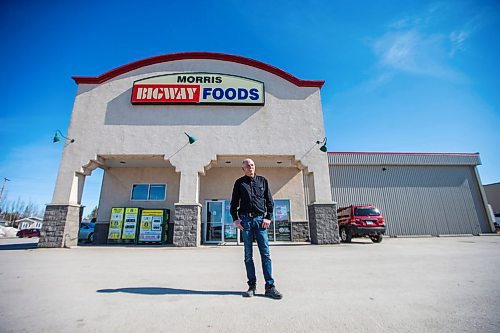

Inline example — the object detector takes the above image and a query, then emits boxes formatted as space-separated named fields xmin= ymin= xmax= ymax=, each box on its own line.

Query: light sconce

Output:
xmin=316 ymin=137 xmax=328 ymax=152
xmin=53 ymin=130 xmax=75 ymax=144
xmin=184 ymin=132 xmax=197 ymax=144
xmin=167 ymin=132 xmax=198 ymax=160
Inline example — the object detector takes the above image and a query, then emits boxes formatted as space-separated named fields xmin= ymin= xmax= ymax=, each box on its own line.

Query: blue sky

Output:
xmin=0 ymin=0 xmax=499 ymax=217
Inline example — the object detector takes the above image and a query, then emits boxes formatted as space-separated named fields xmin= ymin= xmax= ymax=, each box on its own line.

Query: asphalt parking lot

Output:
xmin=1 ymin=236 xmax=500 ymax=333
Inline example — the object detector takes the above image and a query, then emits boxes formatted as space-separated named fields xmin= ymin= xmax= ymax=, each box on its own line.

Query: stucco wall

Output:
xmin=52 ymin=57 xmax=332 ymax=208
xmin=199 ymin=167 xmax=306 ymax=222
xmin=96 ymin=167 xmax=180 ymax=223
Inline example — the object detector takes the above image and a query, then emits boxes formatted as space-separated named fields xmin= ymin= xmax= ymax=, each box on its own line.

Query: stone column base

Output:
xmin=308 ymin=203 xmax=339 ymax=245
xmin=39 ymin=204 xmax=82 ymax=248
xmin=292 ymin=221 xmax=310 ymax=242
xmin=173 ymin=203 xmax=201 ymax=247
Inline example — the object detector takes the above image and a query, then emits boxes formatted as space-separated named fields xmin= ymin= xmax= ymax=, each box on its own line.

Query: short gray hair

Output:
xmin=242 ymin=158 xmax=254 ymax=166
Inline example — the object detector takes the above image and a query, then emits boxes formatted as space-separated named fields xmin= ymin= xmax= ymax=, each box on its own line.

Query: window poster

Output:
xmin=224 ymin=200 xmax=237 ymax=240
xmin=275 ymin=205 xmax=289 ymax=221
xmin=138 ymin=210 xmax=164 ymax=242
xmin=122 ymin=208 xmax=139 ymax=240
xmin=108 ymin=208 xmax=124 ymax=240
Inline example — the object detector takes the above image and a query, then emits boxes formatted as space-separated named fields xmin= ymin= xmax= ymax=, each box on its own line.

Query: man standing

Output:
xmin=230 ymin=158 xmax=283 ymax=299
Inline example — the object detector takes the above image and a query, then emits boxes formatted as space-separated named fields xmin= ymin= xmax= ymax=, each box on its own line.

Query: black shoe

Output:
xmin=265 ymin=286 xmax=283 ymax=300
xmin=244 ymin=285 xmax=256 ymax=297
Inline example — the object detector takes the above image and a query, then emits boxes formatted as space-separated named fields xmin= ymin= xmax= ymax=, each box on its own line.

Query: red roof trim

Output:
xmin=328 ymin=152 xmax=479 ymax=156
xmin=72 ymin=52 xmax=325 ymax=88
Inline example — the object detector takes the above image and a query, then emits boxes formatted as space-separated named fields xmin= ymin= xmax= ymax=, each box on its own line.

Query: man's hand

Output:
xmin=261 ymin=218 xmax=271 ymax=229
xmin=234 ymin=219 xmax=243 ymax=230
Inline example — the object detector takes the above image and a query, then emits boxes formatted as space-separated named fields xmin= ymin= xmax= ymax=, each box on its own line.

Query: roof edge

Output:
xmin=72 ymin=52 xmax=325 ymax=88
xmin=328 ymin=152 xmax=480 ymax=156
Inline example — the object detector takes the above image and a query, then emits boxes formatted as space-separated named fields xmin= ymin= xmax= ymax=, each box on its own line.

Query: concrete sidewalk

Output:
xmin=1 ymin=236 xmax=500 ymax=332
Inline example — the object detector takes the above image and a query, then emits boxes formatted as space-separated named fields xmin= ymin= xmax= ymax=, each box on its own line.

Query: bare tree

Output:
xmin=0 ymin=190 xmax=7 ymax=214
xmin=0 ymin=196 xmax=43 ymax=226
xmin=85 ymin=206 xmax=98 ymax=221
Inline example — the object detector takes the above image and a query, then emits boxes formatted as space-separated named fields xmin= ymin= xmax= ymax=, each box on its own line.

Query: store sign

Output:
xmin=131 ymin=73 xmax=264 ymax=105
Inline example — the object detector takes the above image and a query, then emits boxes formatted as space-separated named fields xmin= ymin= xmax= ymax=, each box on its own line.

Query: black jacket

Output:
xmin=230 ymin=175 xmax=274 ymax=221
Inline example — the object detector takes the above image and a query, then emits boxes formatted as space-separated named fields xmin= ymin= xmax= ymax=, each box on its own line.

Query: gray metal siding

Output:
xmin=329 ymin=153 xmax=481 ymax=166
xmin=330 ymin=165 xmax=490 ymax=236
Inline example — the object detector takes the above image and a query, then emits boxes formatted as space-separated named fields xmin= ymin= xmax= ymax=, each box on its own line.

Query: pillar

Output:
xmin=308 ymin=203 xmax=339 ymax=244
xmin=173 ymin=171 xmax=201 ymax=246
xmin=39 ymin=173 xmax=85 ymax=248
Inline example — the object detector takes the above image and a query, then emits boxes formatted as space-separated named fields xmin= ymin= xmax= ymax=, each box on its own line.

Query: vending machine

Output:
xmin=137 ymin=209 xmax=170 ymax=245
xmin=107 ymin=207 xmax=125 ymax=243
xmin=121 ymin=207 xmax=141 ymax=243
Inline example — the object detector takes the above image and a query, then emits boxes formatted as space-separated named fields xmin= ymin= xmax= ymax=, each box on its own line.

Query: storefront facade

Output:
xmin=39 ymin=52 xmax=338 ymax=247
xmin=39 ymin=52 xmax=494 ymax=248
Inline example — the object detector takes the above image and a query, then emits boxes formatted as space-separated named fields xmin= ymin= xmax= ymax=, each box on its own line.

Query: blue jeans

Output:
xmin=240 ymin=215 xmax=274 ymax=287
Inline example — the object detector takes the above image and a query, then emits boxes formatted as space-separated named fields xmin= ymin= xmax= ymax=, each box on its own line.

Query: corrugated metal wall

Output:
xmin=329 ymin=153 xmax=482 ymax=166
xmin=330 ymin=164 xmax=491 ymax=236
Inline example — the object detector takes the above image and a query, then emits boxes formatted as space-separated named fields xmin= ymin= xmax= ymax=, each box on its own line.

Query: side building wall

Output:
xmin=484 ymin=183 xmax=500 ymax=214
xmin=329 ymin=153 xmax=493 ymax=236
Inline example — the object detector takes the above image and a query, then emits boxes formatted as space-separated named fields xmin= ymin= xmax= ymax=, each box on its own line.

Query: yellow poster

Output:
xmin=108 ymin=207 xmax=124 ymax=240
xmin=122 ymin=208 xmax=139 ymax=240
xmin=138 ymin=210 xmax=164 ymax=242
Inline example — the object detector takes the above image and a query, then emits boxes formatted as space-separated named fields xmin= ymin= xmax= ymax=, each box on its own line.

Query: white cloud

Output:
xmin=449 ymin=30 xmax=469 ymax=56
xmin=368 ymin=1 xmax=483 ymax=84
xmin=448 ymin=11 xmax=484 ymax=57
xmin=371 ymin=29 xmax=467 ymax=82
xmin=359 ymin=72 xmax=395 ymax=92
xmin=373 ymin=30 xmax=420 ymax=72
xmin=388 ymin=17 xmax=412 ymax=30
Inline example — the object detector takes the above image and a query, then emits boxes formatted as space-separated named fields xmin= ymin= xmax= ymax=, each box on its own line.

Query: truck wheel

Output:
xmin=371 ymin=235 xmax=383 ymax=243
xmin=340 ymin=227 xmax=352 ymax=243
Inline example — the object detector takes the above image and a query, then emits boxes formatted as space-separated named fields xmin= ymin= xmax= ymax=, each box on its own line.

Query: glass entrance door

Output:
xmin=274 ymin=200 xmax=291 ymax=241
xmin=267 ymin=200 xmax=291 ymax=241
xmin=204 ymin=199 xmax=291 ymax=244
xmin=204 ymin=200 xmax=239 ymax=244
xmin=205 ymin=200 xmax=224 ymax=243
xmin=223 ymin=200 xmax=237 ymax=242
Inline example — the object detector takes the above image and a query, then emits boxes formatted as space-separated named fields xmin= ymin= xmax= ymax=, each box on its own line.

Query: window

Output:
xmin=149 ymin=185 xmax=166 ymax=200
xmin=354 ymin=207 xmax=380 ymax=216
xmin=131 ymin=184 xmax=166 ymax=201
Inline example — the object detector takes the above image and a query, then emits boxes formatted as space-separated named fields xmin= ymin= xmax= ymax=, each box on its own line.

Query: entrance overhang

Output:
xmin=82 ymin=154 xmax=174 ymax=175
xmin=202 ymin=155 xmax=303 ymax=174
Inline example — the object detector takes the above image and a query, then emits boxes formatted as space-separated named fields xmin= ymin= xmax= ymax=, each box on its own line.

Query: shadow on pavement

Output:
xmin=97 ymin=287 xmax=243 ymax=296
xmin=0 ymin=242 xmax=38 ymax=250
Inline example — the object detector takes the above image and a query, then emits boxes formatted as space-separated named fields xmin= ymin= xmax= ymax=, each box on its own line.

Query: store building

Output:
xmin=39 ymin=52 xmax=337 ymax=247
xmin=39 ymin=52 xmax=494 ymax=248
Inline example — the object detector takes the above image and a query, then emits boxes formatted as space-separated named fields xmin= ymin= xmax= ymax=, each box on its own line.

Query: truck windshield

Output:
xmin=354 ymin=208 xmax=380 ymax=216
